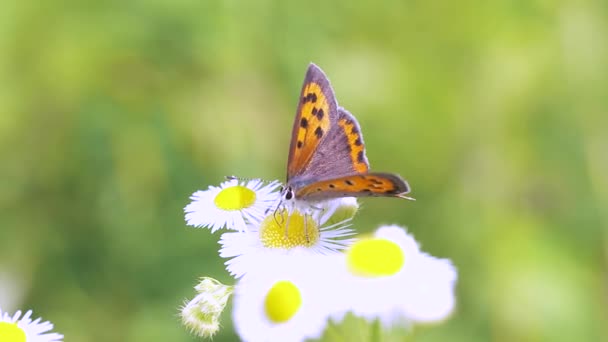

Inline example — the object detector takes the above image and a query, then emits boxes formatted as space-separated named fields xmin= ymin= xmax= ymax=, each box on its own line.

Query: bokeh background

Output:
xmin=1 ymin=1 xmax=607 ymax=341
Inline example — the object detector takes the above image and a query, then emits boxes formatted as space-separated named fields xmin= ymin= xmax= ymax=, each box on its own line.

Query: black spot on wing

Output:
xmin=345 ymin=142 xmax=352 ymax=153
xmin=357 ymin=151 xmax=365 ymax=163
xmin=316 ymin=108 xmax=324 ymax=120
xmin=300 ymin=118 xmax=308 ymax=128
xmin=303 ymin=92 xmax=318 ymax=103
xmin=314 ymin=127 xmax=324 ymax=138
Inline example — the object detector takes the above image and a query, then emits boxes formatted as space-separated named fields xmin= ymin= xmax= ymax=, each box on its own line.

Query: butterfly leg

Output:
xmin=309 ymin=203 xmax=324 ymax=211
xmin=283 ymin=212 xmax=291 ymax=239
xmin=306 ymin=202 xmax=327 ymax=230
xmin=304 ymin=214 xmax=309 ymax=243
xmin=273 ymin=205 xmax=285 ymax=227
xmin=266 ymin=194 xmax=285 ymax=216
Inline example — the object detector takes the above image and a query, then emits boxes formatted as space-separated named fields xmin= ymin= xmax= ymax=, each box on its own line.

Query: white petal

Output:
xmin=232 ymin=254 xmax=344 ymax=342
xmin=184 ymin=179 xmax=281 ymax=232
xmin=0 ymin=308 xmax=64 ymax=342
xmin=400 ymin=253 xmax=457 ymax=322
xmin=218 ymin=214 xmax=353 ymax=279
xmin=333 ymin=225 xmax=457 ymax=325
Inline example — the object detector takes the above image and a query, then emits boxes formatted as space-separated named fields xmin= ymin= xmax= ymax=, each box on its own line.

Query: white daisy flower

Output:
xmin=232 ymin=253 xmax=344 ymax=342
xmin=180 ymin=278 xmax=234 ymax=338
xmin=219 ymin=197 xmax=357 ymax=279
xmin=316 ymin=197 xmax=359 ymax=227
xmin=0 ymin=308 xmax=63 ymax=342
xmin=334 ymin=225 xmax=457 ymax=325
xmin=185 ymin=178 xmax=281 ymax=232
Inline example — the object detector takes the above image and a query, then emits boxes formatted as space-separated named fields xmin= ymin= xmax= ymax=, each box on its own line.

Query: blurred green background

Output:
xmin=1 ymin=1 xmax=606 ymax=341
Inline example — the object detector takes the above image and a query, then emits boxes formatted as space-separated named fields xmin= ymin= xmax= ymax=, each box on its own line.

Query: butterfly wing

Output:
xmin=293 ymin=172 xmax=411 ymax=201
xmin=286 ymin=63 xmax=339 ymax=181
xmin=297 ymin=107 xmax=370 ymax=181
xmin=286 ymin=64 xmax=410 ymax=201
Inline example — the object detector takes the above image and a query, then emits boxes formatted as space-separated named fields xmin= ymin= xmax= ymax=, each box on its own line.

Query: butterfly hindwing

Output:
xmin=336 ymin=108 xmax=368 ymax=174
xmin=294 ymin=173 xmax=410 ymax=200
xmin=297 ymin=107 xmax=369 ymax=181
xmin=286 ymin=63 xmax=339 ymax=181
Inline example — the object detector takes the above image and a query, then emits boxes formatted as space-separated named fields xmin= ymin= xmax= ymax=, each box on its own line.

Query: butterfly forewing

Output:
xmin=294 ymin=173 xmax=410 ymax=201
xmin=286 ymin=64 xmax=339 ymax=181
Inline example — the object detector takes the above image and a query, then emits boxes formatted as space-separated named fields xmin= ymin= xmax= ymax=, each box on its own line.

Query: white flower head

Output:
xmin=219 ymin=197 xmax=357 ymax=279
xmin=232 ymin=253 xmax=344 ymax=342
xmin=334 ymin=225 xmax=457 ymax=325
xmin=0 ymin=308 xmax=63 ymax=342
xmin=180 ymin=278 xmax=234 ymax=338
xmin=185 ymin=178 xmax=281 ymax=232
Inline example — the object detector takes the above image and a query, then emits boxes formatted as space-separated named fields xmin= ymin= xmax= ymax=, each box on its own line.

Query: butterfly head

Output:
xmin=280 ymin=185 xmax=295 ymax=202
xmin=270 ymin=185 xmax=298 ymax=228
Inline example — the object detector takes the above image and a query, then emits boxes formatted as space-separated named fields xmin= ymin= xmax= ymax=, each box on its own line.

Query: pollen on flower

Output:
xmin=213 ymin=185 xmax=256 ymax=211
xmin=0 ymin=322 xmax=26 ymax=342
xmin=259 ymin=210 xmax=320 ymax=248
xmin=264 ymin=280 xmax=303 ymax=323
xmin=347 ymin=238 xmax=404 ymax=277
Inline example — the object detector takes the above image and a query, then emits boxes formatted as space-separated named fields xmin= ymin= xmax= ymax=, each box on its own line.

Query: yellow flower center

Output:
xmin=214 ymin=185 xmax=256 ymax=210
xmin=347 ymin=238 xmax=404 ymax=277
xmin=0 ymin=322 xmax=26 ymax=342
xmin=259 ymin=210 xmax=320 ymax=248
xmin=264 ymin=280 xmax=302 ymax=323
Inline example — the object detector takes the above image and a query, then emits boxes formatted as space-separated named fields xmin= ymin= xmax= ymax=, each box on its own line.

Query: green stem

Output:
xmin=370 ymin=319 xmax=381 ymax=342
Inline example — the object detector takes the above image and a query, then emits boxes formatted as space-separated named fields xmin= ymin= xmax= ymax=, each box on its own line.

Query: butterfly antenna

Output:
xmin=397 ymin=194 xmax=416 ymax=201
xmin=225 ymin=175 xmax=258 ymax=182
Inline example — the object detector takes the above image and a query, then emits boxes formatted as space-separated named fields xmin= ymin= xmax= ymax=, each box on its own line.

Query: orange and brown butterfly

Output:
xmin=281 ymin=63 xmax=412 ymax=203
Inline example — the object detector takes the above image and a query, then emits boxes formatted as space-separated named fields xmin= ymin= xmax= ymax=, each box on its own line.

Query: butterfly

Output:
xmin=281 ymin=63 xmax=412 ymax=204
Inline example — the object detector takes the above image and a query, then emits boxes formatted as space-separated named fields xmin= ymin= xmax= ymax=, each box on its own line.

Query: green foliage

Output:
xmin=1 ymin=1 xmax=606 ymax=341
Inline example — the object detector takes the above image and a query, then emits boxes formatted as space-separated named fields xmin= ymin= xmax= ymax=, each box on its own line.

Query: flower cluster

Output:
xmin=182 ymin=178 xmax=457 ymax=341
